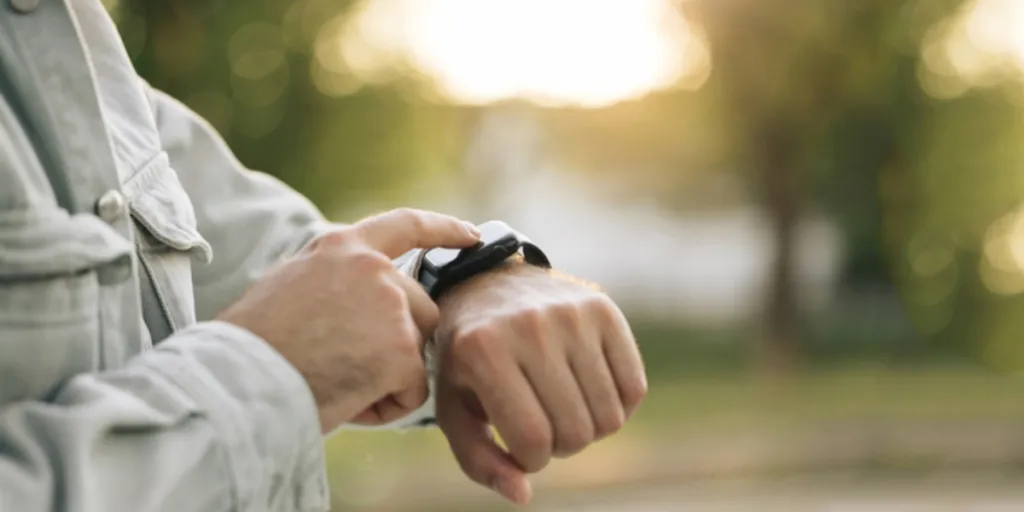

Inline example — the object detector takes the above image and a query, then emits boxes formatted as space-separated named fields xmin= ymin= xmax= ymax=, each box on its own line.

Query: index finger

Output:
xmin=388 ymin=271 xmax=440 ymax=336
xmin=469 ymin=363 xmax=553 ymax=473
xmin=355 ymin=208 xmax=481 ymax=259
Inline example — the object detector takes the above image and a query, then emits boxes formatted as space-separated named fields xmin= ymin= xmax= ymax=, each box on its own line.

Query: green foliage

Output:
xmin=115 ymin=0 xmax=1024 ymax=367
xmin=115 ymin=0 xmax=465 ymax=215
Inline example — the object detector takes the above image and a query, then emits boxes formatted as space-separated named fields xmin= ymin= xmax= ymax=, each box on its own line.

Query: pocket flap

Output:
xmin=0 ymin=210 xmax=133 ymax=279
xmin=123 ymin=153 xmax=213 ymax=263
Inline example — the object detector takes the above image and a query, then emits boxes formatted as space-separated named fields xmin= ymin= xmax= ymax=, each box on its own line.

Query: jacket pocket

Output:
xmin=0 ymin=210 xmax=132 ymax=405
xmin=123 ymin=153 xmax=212 ymax=336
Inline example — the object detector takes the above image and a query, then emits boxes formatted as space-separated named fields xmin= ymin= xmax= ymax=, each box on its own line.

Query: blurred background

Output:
xmin=108 ymin=0 xmax=1024 ymax=509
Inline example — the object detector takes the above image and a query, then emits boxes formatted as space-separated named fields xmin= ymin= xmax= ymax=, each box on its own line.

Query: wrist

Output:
xmin=417 ymin=221 xmax=550 ymax=301
xmin=436 ymin=254 xmax=529 ymax=306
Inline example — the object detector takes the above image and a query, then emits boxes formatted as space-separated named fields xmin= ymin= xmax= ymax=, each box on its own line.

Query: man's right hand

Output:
xmin=217 ymin=208 xmax=480 ymax=433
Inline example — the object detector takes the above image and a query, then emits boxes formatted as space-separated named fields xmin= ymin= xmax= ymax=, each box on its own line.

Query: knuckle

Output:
xmin=520 ymin=423 xmax=552 ymax=450
xmin=551 ymin=302 xmax=584 ymax=329
xmin=453 ymin=454 xmax=486 ymax=485
xmin=554 ymin=424 xmax=594 ymax=457
xmin=517 ymin=306 xmax=546 ymax=325
xmin=513 ymin=308 xmax=548 ymax=341
xmin=594 ymin=409 xmax=626 ymax=439
xmin=408 ymin=214 xmax=428 ymax=234
xmin=621 ymin=379 xmax=649 ymax=412
xmin=422 ymin=306 xmax=441 ymax=333
xmin=448 ymin=440 xmax=494 ymax=486
xmin=349 ymin=249 xmax=391 ymax=272
xmin=448 ymin=325 xmax=499 ymax=382
xmin=391 ymin=207 xmax=420 ymax=218
xmin=394 ymin=207 xmax=426 ymax=227
xmin=586 ymin=293 xmax=619 ymax=323
xmin=515 ymin=423 xmax=553 ymax=472
xmin=375 ymin=281 xmax=408 ymax=311
xmin=308 ymin=247 xmax=347 ymax=273
xmin=311 ymin=229 xmax=352 ymax=249
xmin=452 ymin=324 xmax=499 ymax=356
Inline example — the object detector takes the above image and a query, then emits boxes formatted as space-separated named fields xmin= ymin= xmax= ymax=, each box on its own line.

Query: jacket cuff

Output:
xmin=149 ymin=321 xmax=329 ymax=511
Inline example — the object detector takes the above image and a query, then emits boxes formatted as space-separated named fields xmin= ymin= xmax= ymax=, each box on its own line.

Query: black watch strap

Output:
xmin=418 ymin=221 xmax=550 ymax=300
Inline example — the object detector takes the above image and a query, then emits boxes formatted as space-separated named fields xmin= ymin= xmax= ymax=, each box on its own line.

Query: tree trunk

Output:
xmin=758 ymin=123 xmax=802 ymax=376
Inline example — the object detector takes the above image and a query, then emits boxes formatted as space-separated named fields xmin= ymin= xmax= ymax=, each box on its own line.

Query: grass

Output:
xmin=322 ymin=362 xmax=1024 ymax=458
xmin=320 ymin=316 xmax=1024 ymax=509
xmin=633 ymin=363 xmax=1024 ymax=434
xmin=322 ymin=359 xmax=1024 ymax=510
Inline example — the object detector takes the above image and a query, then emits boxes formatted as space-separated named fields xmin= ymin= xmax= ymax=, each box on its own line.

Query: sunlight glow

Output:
xmin=921 ymin=0 xmax=1024 ymax=99
xmin=314 ymin=0 xmax=710 ymax=107
xmin=980 ymin=206 xmax=1024 ymax=296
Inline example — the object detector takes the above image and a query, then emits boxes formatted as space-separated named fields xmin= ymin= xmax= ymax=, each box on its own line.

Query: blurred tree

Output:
xmin=687 ymin=0 xmax=978 ymax=371
xmin=550 ymin=0 xmax=970 ymax=371
xmin=115 ymin=0 xmax=465 ymax=215
xmin=114 ymin=0 xmax=1024 ymax=371
xmin=692 ymin=0 xmax=912 ymax=371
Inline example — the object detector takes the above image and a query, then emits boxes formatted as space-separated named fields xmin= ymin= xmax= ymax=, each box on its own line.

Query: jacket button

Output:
xmin=10 ymin=0 xmax=40 ymax=14
xmin=95 ymin=190 xmax=128 ymax=222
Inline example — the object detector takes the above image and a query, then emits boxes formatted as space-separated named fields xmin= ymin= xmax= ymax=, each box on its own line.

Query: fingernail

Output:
xmin=492 ymin=477 xmax=529 ymax=505
xmin=491 ymin=477 xmax=514 ymax=502
xmin=464 ymin=222 xmax=481 ymax=237
xmin=490 ymin=478 xmax=505 ymax=497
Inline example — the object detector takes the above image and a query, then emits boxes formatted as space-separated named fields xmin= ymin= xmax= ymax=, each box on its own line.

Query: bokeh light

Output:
xmin=313 ymin=0 xmax=710 ymax=107
xmin=980 ymin=205 xmax=1024 ymax=295
xmin=921 ymin=0 xmax=1024 ymax=98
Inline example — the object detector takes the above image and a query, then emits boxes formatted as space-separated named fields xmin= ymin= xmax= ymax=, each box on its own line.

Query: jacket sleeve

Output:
xmin=144 ymin=87 xmax=437 ymax=430
xmin=144 ymin=87 xmax=331 ymax=323
xmin=0 ymin=320 xmax=330 ymax=512
xmin=0 ymin=70 xmax=327 ymax=510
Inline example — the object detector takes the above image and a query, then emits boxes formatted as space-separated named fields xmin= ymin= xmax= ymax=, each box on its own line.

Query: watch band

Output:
xmin=417 ymin=220 xmax=550 ymax=300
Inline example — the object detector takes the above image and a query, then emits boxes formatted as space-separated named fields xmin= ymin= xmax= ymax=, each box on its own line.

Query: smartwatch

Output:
xmin=417 ymin=220 xmax=551 ymax=300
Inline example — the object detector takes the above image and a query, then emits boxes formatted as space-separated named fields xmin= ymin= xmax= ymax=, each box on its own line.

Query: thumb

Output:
xmin=437 ymin=388 xmax=532 ymax=506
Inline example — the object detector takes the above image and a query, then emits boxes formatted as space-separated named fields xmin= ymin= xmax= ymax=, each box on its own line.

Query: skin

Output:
xmin=434 ymin=263 xmax=646 ymax=505
xmin=218 ymin=208 xmax=483 ymax=431
xmin=220 ymin=208 xmax=647 ymax=506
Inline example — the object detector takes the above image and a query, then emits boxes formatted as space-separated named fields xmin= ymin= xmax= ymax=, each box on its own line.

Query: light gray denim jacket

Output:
xmin=0 ymin=1 xmax=434 ymax=510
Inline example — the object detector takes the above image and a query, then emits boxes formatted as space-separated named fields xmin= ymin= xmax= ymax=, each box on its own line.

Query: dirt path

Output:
xmin=533 ymin=473 xmax=1024 ymax=512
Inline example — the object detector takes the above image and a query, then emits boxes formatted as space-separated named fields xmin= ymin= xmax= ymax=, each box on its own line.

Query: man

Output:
xmin=0 ymin=0 xmax=646 ymax=510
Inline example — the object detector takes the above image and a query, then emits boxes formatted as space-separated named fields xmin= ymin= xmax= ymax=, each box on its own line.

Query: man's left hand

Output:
xmin=432 ymin=262 xmax=647 ymax=505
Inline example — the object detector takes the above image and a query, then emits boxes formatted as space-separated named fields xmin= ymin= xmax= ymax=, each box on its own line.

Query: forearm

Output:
xmin=0 ymin=322 xmax=327 ymax=512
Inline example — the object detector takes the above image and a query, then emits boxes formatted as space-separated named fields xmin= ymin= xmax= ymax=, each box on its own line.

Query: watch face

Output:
xmin=476 ymin=220 xmax=516 ymax=244
xmin=423 ymin=221 xmax=513 ymax=268
xmin=423 ymin=246 xmax=466 ymax=268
